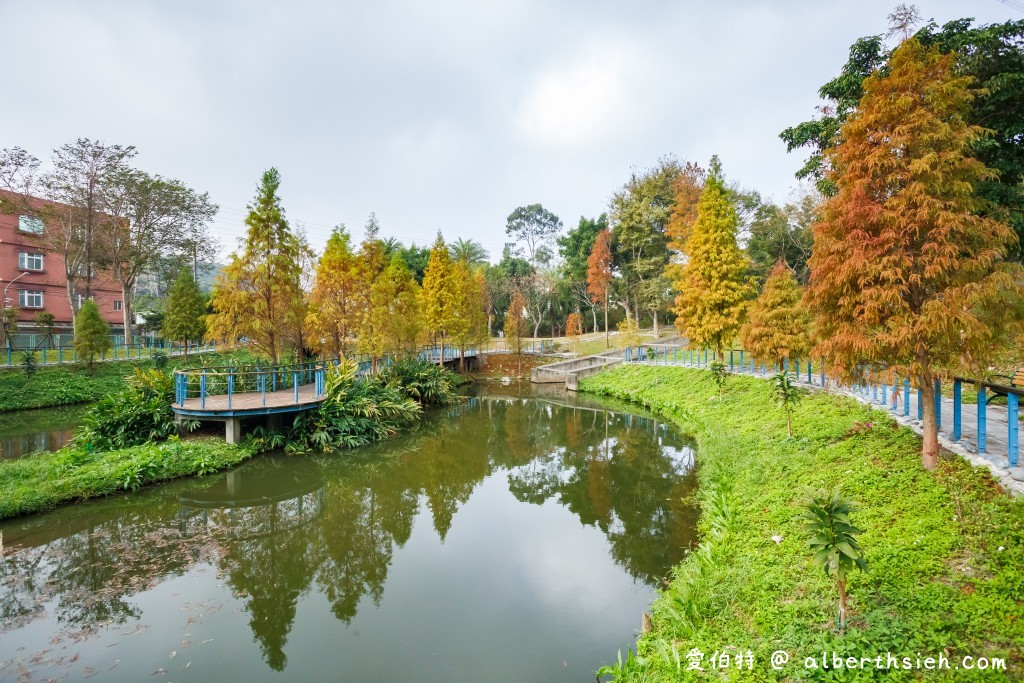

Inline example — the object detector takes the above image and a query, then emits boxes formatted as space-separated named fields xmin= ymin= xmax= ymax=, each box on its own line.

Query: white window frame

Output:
xmin=17 ymin=252 xmax=44 ymax=271
xmin=17 ymin=215 xmax=43 ymax=234
xmin=114 ymin=300 xmax=123 ymax=311
xmin=18 ymin=290 xmax=43 ymax=308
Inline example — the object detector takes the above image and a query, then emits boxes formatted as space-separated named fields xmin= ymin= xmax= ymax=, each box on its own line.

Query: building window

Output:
xmin=18 ymin=290 xmax=43 ymax=308
xmin=18 ymin=215 xmax=44 ymax=234
xmin=74 ymin=294 xmax=86 ymax=310
xmin=17 ymin=252 xmax=44 ymax=271
xmin=114 ymin=300 xmax=123 ymax=311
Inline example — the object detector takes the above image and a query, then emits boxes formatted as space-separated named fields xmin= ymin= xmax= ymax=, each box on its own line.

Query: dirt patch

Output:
xmin=470 ymin=353 xmax=561 ymax=379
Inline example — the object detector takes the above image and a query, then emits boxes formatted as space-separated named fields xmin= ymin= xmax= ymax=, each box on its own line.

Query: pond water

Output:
xmin=0 ymin=384 xmax=698 ymax=682
xmin=0 ymin=405 xmax=85 ymax=459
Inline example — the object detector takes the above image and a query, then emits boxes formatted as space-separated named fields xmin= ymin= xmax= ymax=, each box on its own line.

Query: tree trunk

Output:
xmin=837 ymin=577 xmax=848 ymax=629
xmin=438 ymin=337 xmax=445 ymax=367
xmin=653 ymin=310 xmax=659 ymax=338
xmin=459 ymin=344 xmax=465 ymax=372
xmin=121 ymin=283 xmax=133 ymax=345
xmin=66 ymin=278 xmax=78 ymax=333
xmin=591 ymin=305 xmax=598 ymax=334
xmin=919 ymin=373 xmax=939 ymax=470
xmin=604 ymin=295 xmax=609 ymax=349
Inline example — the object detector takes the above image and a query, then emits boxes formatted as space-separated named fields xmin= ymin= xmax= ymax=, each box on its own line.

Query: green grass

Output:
xmin=0 ymin=349 xmax=254 ymax=412
xmin=580 ymin=366 xmax=1023 ymax=682
xmin=0 ymin=437 xmax=254 ymax=519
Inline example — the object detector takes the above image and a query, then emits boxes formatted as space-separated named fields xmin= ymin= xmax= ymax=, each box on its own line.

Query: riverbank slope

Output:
xmin=580 ymin=366 xmax=1023 ymax=681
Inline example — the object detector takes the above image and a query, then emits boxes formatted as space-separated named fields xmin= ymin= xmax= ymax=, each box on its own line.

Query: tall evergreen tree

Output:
xmin=672 ymin=157 xmax=755 ymax=357
xmin=74 ymin=299 xmax=111 ymax=373
xmin=162 ymin=269 xmax=207 ymax=358
xmin=206 ymin=169 xmax=304 ymax=362
xmin=806 ymin=38 xmax=1024 ymax=469
xmin=739 ymin=261 xmax=812 ymax=366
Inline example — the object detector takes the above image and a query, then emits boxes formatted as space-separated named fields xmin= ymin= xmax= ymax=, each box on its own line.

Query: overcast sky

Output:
xmin=1 ymin=0 xmax=1017 ymax=262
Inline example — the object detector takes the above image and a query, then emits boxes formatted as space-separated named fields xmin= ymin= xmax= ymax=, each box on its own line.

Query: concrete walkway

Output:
xmin=634 ymin=353 xmax=1024 ymax=496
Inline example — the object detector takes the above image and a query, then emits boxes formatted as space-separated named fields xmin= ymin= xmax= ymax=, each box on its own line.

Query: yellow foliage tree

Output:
xmin=672 ymin=157 xmax=755 ymax=358
xmin=303 ymin=225 xmax=367 ymax=358
xmin=361 ymin=253 xmax=423 ymax=368
xmin=505 ymin=287 xmax=528 ymax=375
xmin=739 ymin=261 xmax=812 ymax=366
xmin=565 ymin=312 xmax=582 ymax=355
xmin=206 ymin=168 xmax=304 ymax=363
xmin=420 ymin=234 xmax=462 ymax=365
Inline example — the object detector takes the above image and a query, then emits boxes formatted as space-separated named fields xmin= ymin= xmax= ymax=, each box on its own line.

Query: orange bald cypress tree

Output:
xmin=587 ymin=229 xmax=614 ymax=348
xmin=806 ymin=38 xmax=1024 ymax=469
xmin=739 ymin=261 xmax=812 ymax=366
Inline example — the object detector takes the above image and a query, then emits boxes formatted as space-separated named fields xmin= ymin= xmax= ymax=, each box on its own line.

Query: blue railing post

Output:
xmin=820 ymin=362 xmax=825 ymax=388
xmin=934 ymin=379 xmax=942 ymax=430
xmin=227 ymin=370 xmax=234 ymax=410
xmin=978 ymin=386 xmax=987 ymax=453
xmin=59 ymin=347 xmax=63 ymax=363
xmin=260 ymin=371 xmax=267 ymax=406
xmin=739 ymin=350 xmax=744 ymax=367
xmin=729 ymin=350 xmax=734 ymax=371
xmin=953 ymin=379 xmax=962 ymax=441
xmin=704 ymin=349 xmax=708 ymax=365
xmin=917 ymin=388 xmax=923 ymax=420
xmin=881 ymin=380 xmax=887 ymax=405
xmin=891 ymin=379 xmax=898 ymax=411
xmin=904 ymin=379 xmax=911 ymax=417
xmin=294 ymin=371 xmax=299 ymax=403
xmin=783 ymin=357 xmax=789 ymax=376
xmin=807 ymin=361 xmax=811 ymax=384
xmin=200 ymin=371 xmax=207 ymax=410
xmin=1008 ymin=393 xmax=1019 ymax=467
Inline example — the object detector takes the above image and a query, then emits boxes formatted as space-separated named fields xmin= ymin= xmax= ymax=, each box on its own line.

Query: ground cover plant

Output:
xmin=0 ymin=437 xmax=253 ymax=520
xmin=582 ymin=365 xmax=1023 ymax=682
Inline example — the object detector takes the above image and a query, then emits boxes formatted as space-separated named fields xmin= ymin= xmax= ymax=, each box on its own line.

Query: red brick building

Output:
xmin=0 ymin=191 xmax=124 ymax=343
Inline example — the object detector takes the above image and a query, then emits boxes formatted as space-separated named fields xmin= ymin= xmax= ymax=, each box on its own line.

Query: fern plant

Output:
xmin=799 ymin=489 xmax=868 ymax=629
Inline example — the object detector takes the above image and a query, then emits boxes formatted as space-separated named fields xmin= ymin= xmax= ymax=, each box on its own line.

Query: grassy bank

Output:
xmin=581 ymin=366 xmax=1023 ymax=681
xmin=0 ymin=350 xmax=246 ymax=412
xmin=0 ymin=437 xmax=253 ymax=519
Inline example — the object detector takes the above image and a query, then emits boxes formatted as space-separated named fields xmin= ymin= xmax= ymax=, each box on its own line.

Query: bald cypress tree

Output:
xmin=807 ymin=38 xmax=1024 ymax=469
xmin=740 ymin=261 xmax=812 ymax=366
xmin=162 ymin=269 xmax=207 ymax=359
xmin=672 ymin=157 xmax=755 ymax=358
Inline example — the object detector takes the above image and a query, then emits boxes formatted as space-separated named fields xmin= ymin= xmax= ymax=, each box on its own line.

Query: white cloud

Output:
xmin=515 ymin=42 xmax=650 ymax=150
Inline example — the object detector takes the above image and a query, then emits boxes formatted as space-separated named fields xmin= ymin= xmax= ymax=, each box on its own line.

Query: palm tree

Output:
xmin=448 ymin=238 xmax=489 ymax=265
xmin=770 ymin=371 xmax=801 ymax=437
xmin=799 ymin=490 xmax=868 ymax=629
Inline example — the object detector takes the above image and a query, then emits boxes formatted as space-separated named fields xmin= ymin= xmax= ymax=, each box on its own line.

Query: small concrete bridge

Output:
xmin=531 ymin=336 xmax=687 ymax=390
xmin=172 ymin=347 xmax=480 ymax=443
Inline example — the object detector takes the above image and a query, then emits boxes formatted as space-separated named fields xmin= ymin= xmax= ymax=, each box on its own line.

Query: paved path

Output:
xmin=635 ymin=354 xmax=1024 ymax=496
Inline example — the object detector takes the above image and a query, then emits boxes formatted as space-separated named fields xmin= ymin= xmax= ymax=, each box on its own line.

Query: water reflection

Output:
xmin=0 ymin=405 xmax=85 ymax=458
xmin=0 ymin=386 xmax=697 ymax=681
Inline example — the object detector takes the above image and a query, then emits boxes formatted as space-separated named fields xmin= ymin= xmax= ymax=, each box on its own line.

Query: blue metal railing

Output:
xmin=625 ymin=344 xmax=1023 ymax=468
xmin=2 ymin=339 xmax=217 ymax=367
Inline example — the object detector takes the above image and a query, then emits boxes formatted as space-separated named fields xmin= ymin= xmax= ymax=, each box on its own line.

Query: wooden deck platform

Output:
xmin=174 ymin=384 xmax=324 ymax=418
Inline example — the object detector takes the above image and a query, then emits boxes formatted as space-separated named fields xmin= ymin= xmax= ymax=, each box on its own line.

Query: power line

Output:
xmin=999 ymin=0 xmax=1024 ymax=13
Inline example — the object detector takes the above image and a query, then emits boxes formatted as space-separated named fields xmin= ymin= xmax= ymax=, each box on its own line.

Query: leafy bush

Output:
xmin=20 ymin=349 xmax=36 ymax=378
xmin=75 ymin=368 xmax=189 ymax=450
xmin=379 ymin=358 xmax=462 ymax=406
xmin=151 ymin=350 xmax=169 ymax=369
xmin=251 ymin=359 xmax=421 ymax=454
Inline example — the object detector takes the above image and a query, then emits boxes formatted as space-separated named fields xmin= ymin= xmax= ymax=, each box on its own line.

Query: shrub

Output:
xmin=21 ymin=349 xmax=37 ymax=379
xmin=379 ymin=358 xmax=461 ymax=406
xmin=75 ymin=368 xmax=189 ymax=450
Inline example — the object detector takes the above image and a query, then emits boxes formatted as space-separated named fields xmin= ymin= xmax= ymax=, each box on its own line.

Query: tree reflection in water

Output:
xmin=0 ymin=386 xmax=697 ymax=675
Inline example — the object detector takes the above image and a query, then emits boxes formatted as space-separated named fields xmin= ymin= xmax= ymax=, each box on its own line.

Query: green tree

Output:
xmin=448 ymin=238 xmax=489 ymax=266
xmin=610 ymin=157 xmax=687 ymax=334
xmin=744 ymin=188 xmax=818 ymax=283
xmin=672 ymin=157 xmax=755 ymax=358
xmin=799 ymin=490 xmax=868 ymax=629
xmin=505 ymin=204 xmax=562 ymax=265
xmin=33 ymin=312 xmax=57 ymax=349
xmin=806 ymin=38 xmax=1024 ymax=469
xmin=161 ymin=269 xmax=207 ymax=358
xmin=770 ymin=371 xmax=802 ymax=438
xmin=558 ymin=214 xmax=606 ymax=333
xmin=74 ymin=299 xmax=112 ymax=373
xmin=1 ymin=308 xmax=18 ymax=350
xmin=206 ymin=169 xmax=304 ymax=362
xmin=781 ymin=16 xmax=1024 ymax=256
